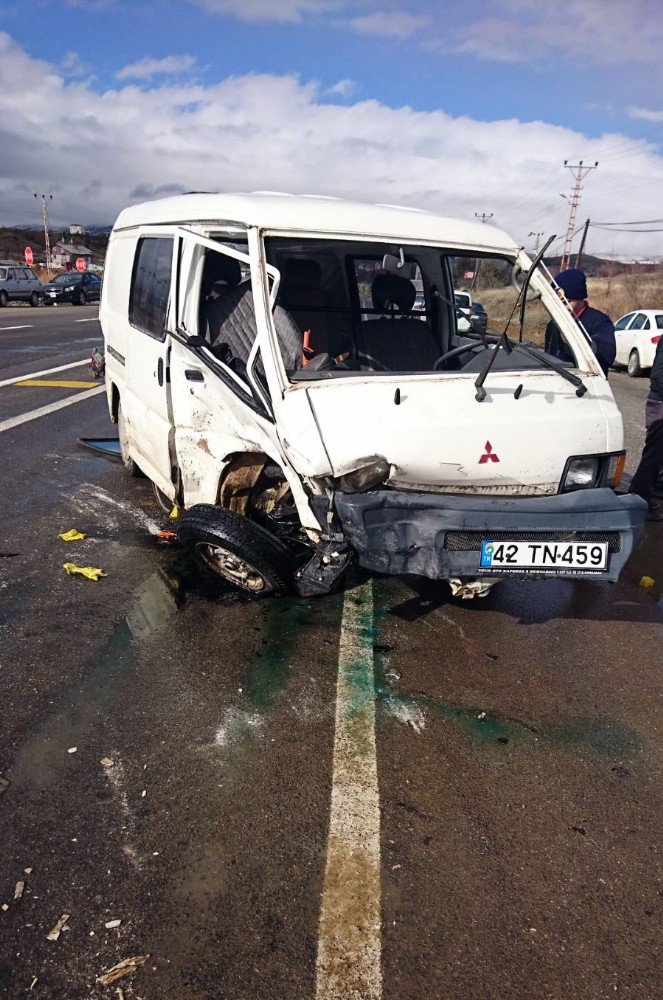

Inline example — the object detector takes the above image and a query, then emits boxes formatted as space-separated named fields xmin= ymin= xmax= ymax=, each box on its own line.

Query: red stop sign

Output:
xmin=24 ymin=247 xmax=34 ymax=266
xmin=75 ymin=257 xmax=87 ymax=272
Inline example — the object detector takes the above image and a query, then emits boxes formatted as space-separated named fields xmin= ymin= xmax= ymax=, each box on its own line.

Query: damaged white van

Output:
xmin=100 ymin=193 xmax=647 ymax=597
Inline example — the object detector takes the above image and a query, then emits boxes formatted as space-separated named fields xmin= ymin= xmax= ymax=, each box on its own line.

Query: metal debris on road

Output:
xmin=105 ymin=919 xmax=122 ymax=929
xmin=100 ymin=757 xmax=115 ymax=768
xmin=1 ymin=903 xmax=9 ymax=912
xmin=96 ymin=955 xmax=149 ymax=985
xmin=46 ymin=914 xmax=70 ymax=941
xmin=156 ymin=530 xmax=178 ymax=543
xmin=63 ymin=562 xmax=107 ymax=581
xmin=14 ymin=881 xmax=25 ymax=900
xmin=29 ymin=977 xmax=38 ymax=990
xmin=24 ymin=867 xmax=33 ymax=874
xmin=59 ymin=528 xmax=86 ymax=541
xmin=67 ymin=747 xmax=78 ymax=754
xmin=78 ymin=437 xmax=122 ymax=462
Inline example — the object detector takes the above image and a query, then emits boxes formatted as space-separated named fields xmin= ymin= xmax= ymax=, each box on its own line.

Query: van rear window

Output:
xmin=129 ymin=237 xmax=173 ymax=339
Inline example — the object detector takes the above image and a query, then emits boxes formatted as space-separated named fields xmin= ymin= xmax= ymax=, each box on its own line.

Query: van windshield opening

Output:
xmin=263 ymin=237 xmax=581 ymax=381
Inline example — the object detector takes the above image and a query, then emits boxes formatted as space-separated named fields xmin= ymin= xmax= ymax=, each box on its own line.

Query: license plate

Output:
xmin=480 ymin=540 xmax=608 ymax=573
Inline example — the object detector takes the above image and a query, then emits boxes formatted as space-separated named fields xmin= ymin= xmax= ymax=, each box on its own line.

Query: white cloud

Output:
xmin=116 ymin=54 xmax=198 ymax=81
xmin=347 ymin=11 xmax=430 ymax=40
xmin=325 ymin=77 xmax=356 ymax=98
xmin=628 ymin=106 xmax=663 ymax=123
xmin=0 ymin=32 xmax=662 ymax=259
xmin=59 ymin=50 xmax=90 ymax=78
xmin=453 ymin=0 xmax=663 ymax=66
xmin=190 ymin=0 xmax=343 ymax=22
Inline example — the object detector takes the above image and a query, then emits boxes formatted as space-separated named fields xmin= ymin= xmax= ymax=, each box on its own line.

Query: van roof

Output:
xmin=113 ymin=192 xmax=519 ymax=253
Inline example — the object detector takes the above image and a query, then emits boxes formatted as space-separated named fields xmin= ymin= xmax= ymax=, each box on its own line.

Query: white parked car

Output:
xmin=613 ymin=309 xmax=663 ymax=376
xmin=100 ymin=193 xmax=646 ymax=598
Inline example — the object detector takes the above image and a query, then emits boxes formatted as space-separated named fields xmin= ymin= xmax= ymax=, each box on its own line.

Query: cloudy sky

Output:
xmin=1 ymin=0 xmax=663 ymax=258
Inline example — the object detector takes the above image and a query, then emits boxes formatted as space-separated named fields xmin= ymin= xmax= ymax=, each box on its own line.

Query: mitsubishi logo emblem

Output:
xmin=479 ymin=441 xmax=500 ymax=464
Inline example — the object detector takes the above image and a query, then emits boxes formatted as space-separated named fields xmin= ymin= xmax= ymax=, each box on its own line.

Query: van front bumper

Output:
xmin=334 ymin=487 xmax=648 ymax=583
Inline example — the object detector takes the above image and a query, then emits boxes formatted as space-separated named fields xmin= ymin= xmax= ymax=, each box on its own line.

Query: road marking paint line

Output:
xmin=0 ymin=325 xmax=33 ymax=331
xmin=17 ymin=379 xmax=97 ymax=389
xmin=0 ymin=358 xmax=88 ymax=389
xmin=0 ymin=386 xmax=105 ymax=434
xmin=316 ymin=580 xmax=382 ymax=1000
xmin=75 ymin=317 xmax=99 ymax=323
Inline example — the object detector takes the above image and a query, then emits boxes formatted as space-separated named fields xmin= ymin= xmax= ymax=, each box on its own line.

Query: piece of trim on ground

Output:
xmin=316 ymin=579 xmax=382 ymax=1000
xmin=0 ymin=386 xmax=105 ymax=434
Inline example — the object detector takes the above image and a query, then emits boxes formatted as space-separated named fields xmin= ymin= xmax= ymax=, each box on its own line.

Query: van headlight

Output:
xmin=335 ymin=456 xmax=391 ymax=493
xmin=560 ymin=452 xmax=625 ymax=493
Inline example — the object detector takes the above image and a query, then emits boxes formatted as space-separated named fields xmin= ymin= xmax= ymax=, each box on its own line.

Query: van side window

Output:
xmin=129 ymin=237 xmax=173 ymax=339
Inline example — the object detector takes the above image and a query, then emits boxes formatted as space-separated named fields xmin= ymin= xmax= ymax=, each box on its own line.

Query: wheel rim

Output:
xmin=195 ymin=542 xmax=267 ymax=592
xmin=628 ymin=352 xmax=638 ymax=374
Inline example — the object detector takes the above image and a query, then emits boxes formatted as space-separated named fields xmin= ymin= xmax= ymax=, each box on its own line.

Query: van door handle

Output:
xmin=185 ymin=369 xmax=204 ymax=382
xmin=157 ymin=358 xmax=164 ymax=386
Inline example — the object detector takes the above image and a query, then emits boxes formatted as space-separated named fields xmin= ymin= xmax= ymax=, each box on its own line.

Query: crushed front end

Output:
xmin=334 ymin=487 xmax=648 ymax=585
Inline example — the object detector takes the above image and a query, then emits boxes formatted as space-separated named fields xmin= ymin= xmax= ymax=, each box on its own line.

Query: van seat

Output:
xmin=356 ymin=273 xmax=438 ymax=371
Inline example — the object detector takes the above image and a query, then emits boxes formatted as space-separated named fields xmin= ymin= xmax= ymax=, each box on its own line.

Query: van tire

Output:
xmin=118 ymin=403 xmax=140 ymax=477
xmin=627 ymin=349 xmax=642 ymax=377
xmin=0 ymin=291 xmax=7 ymax=307
xmin=177 ymin=504 xmax=295 ymax=596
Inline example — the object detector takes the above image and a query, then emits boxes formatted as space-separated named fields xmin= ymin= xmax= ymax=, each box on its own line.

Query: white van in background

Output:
xmin=100 ymin=193 xmax=647 ymax=597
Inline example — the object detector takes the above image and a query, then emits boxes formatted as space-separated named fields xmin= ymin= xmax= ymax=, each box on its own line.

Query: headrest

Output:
xmin=203 ymin=252 xmax=242 ymax=290
xmin=283 ymin=258 xmax=322 ymax=291
xmin=371 ymin=272 xmax=416 ymax=313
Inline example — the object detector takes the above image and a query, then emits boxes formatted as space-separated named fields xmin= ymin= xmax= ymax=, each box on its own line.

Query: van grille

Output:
xmin=444 ymin=530 xmax=621 ymax=553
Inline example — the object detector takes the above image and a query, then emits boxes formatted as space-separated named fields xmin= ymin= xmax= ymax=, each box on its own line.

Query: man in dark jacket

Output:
xmin=544 ymin=268 xmax=616 ymax=375
xmin=629 ymin=335 xmax=663 ymax=521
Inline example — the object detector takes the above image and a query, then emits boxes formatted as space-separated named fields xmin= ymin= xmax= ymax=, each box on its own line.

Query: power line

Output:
xmin=592 ymin=218 xmax=663 ymax=226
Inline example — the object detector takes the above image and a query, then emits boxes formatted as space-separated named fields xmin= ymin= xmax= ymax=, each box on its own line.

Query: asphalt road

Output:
xmin=0 ymin=311 xmax=661 ymax=999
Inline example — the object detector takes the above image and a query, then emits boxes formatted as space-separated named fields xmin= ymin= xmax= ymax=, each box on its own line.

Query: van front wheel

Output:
xmin=178 ymin=504 xmax=295 ymax=596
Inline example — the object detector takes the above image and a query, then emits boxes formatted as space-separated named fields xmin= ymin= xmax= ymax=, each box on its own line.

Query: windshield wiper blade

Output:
xmin=475 ymin=336 xmax=587 ymax=401
xmin=474 ymin=331 xmax=513 ymax=401
xmin=511 ymin=343 xmax=588 ymax=395
xmin=517 ymin=234 xmax=556 ymax=342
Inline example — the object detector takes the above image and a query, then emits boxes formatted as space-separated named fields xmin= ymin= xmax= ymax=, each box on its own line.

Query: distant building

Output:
xmin=69 ymin=224 xmax=85 ymax=236
xmin=51 ymin=242 xmax=93 ymax=270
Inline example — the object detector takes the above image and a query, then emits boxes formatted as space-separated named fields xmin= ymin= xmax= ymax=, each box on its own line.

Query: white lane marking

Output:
xmin=0 ymin=358 xmax=88 ymax=388
xmin=0 ymin=325 xmax=33 ymax=331
xmin=0 ymin=385 xmax=105 ymax=434
xmin=316 ymin=580 xmax=382 ymax=1000
xmin=75 ymin=317 xmax=99 ymax=323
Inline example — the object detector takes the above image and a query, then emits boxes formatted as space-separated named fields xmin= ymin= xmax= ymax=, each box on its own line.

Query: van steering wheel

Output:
xmin=433 ymin=342 xmax=486 ymax=371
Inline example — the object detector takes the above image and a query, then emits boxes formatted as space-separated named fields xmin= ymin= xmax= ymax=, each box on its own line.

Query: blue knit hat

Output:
xmin=555 ymin=268 xmax=587 ymax=300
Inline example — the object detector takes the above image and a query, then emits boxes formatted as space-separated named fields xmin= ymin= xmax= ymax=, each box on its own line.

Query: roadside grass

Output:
xmin=478 ymin=273 xmax=663 ymax=346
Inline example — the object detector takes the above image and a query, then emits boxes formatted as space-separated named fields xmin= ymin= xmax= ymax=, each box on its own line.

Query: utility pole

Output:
xmin=34 ymin=193 xmax=53 ymax=270
xmin=471 ymin=213 xmax=493 ymax=289
xmin=560 ymin=161 xmax=597 ymax=270
xmin=575 ymin=218 xmax=591 ymax=268
xmin=529 ymin=230 xmax=544 ymax=254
